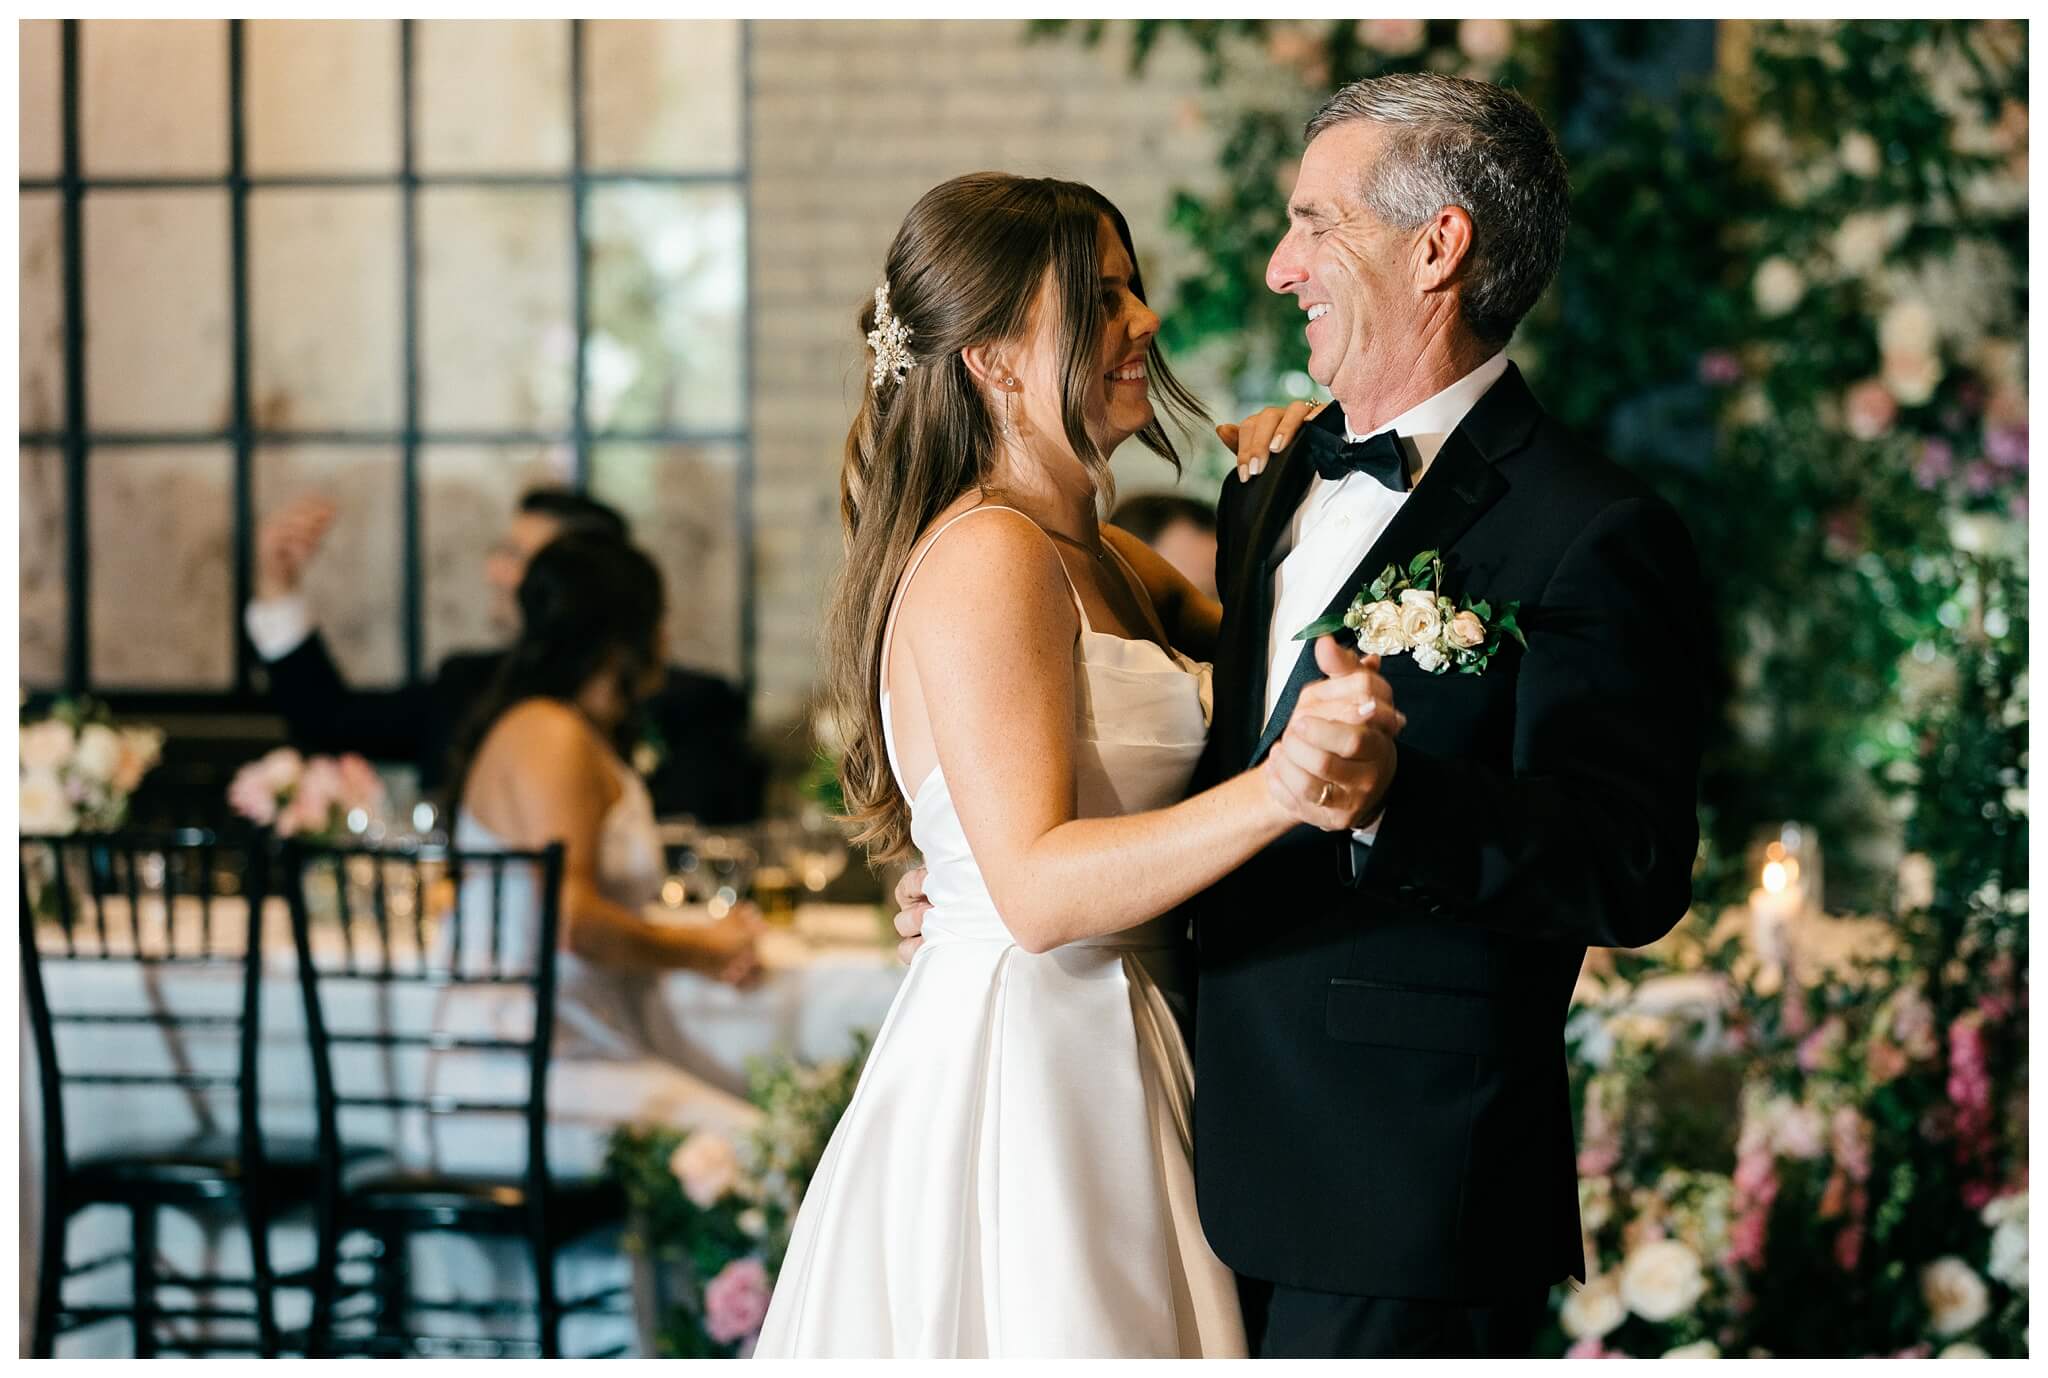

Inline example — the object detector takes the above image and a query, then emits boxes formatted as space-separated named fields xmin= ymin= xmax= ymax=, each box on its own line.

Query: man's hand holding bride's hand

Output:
xmin=892 ymin=866 xmax=931 ymax=965
xmin=1264 ymin=635 xmax=1403 ymax=831
xmin=1216 ymin=399 xmax=1325 ymax=483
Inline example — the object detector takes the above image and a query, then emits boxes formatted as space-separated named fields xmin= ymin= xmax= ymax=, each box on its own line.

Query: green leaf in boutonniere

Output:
xmin=1293 ymin=612 xmax=1349 ymax=642
xmin=1407 ymin=550 xmax=1434 ymax=579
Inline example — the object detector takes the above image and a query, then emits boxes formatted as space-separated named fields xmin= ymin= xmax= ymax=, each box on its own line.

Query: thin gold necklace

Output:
xmin=1041 ymin=526 xmax=1108 ymax=562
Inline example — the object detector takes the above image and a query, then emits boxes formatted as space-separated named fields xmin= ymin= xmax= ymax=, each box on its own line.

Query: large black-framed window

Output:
xmin=19 ymin=18 xmax=754 ymax=710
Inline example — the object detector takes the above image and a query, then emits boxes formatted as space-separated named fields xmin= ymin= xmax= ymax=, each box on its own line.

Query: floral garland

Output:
xmin=1556 ymin=900 xmax=2027 ymax=1358
xmin=607 ymin=1032 xmax=872 ymax=1358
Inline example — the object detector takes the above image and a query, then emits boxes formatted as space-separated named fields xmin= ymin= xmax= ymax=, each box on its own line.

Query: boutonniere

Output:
xmin=1294 ymin=548 xmax=1525 ymax=675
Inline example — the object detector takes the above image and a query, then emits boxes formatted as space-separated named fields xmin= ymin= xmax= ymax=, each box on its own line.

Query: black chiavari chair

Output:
xmin=281 ymin=837 xmax=630 ymax=1358
xmin=19 ymin=829 xmax=303 ymax=1357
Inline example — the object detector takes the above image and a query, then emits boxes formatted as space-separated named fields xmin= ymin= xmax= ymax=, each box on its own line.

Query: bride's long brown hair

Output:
xmin=823 ymin=172 xmax=1206 ymax=864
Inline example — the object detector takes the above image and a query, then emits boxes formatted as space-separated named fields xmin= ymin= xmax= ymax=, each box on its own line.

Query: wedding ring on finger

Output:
xmin=1315 ymin=781 xmax=1332 ymax=808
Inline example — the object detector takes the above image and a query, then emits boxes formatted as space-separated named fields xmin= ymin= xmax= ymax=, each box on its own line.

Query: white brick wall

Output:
xmin=745 ymin=20 xmax=1238 ymax=726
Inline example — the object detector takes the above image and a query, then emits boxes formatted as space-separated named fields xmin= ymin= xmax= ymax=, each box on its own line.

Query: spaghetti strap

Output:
xmin=879 ymin=505 xmax=1090 ymax=692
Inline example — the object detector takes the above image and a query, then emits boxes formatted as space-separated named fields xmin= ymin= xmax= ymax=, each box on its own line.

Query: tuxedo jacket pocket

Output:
xmin=1324 ymin=978 xmax=1512 ymax=1058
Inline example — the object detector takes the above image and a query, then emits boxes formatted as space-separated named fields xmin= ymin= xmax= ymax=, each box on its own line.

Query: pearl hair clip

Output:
xmin=866 ymin=281 xmax=917 ymax=390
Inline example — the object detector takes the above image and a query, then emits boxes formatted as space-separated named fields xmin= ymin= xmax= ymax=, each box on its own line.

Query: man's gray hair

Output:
xmin=1306 ymin=73 xmax=1569 ymax=347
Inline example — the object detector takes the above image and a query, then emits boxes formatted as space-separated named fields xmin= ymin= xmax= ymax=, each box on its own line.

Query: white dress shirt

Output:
xmin=1262 ymin=351 xmax=1509 ymax=842
xmin=244 ymin=594 xmax=315 ymax=662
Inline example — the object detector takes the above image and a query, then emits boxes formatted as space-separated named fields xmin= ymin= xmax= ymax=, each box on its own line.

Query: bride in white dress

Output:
xmin=754 ymin=174 xmax=1401 ymax=1358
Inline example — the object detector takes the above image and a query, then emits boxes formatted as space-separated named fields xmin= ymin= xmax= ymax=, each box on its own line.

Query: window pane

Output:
xmin=586 ymin=184 xmax=746 ymax=435
xmin=583 ymin=20 xmax=742 ymax=174
xmin=20 ymin=19 xmax=62 ymax=178
xmin=418 ymin=444 xmax=569 ymax=668
xmin=253 ymin=445 xmax=404 ymax=685
xmin=415 ymin=20 xmax=570 ymax=174
xmin=81 ymin=19 xmax=227 ymax=178
xmin=244 ymin=19 xmax=400 ymax=176
xmin=88 ymin=445 xmax=233 ymax=688
xmin=418 ymin=187 xmax=574 ymax=432
xmin=85 ymin=190 xmax=230 ymax=433
xmin=250 ymin=188 xmax=402 ymax=430
xmin=20 ymin=446 xmax=67 ymax=688
xmin=589 ymin=443 xmax=742 ymax=681
xmin=21 ymin=191 xmax=64 ymax=434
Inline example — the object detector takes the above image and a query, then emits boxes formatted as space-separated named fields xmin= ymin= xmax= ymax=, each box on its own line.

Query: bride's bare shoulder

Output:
xmin=897 ymin=504 xmax=1076 ymax=641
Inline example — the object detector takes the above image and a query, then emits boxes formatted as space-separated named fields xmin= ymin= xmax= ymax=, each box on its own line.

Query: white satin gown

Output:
xmin=754 ymin=506 xmax=1248 ymax=1358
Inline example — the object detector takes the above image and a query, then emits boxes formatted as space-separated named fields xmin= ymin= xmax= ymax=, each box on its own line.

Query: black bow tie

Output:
xmin=1303 ymin=425 xmax=1409 ymax=491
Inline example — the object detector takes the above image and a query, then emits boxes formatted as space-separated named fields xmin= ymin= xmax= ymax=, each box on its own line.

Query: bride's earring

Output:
xmin=1001 ymin=377 xmax=1018 ymax=440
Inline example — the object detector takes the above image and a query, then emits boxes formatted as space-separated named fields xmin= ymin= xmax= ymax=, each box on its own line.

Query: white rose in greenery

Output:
xmin=1838 ymin=130 xmax=1883 ymax=178
xmin=1883 ymin=349 xmax=1943 ymax=406
xmin=20 ymin=719 xmax=75 ymax=773
xmin=21 ymin=770 xmax=78 ymax=835
xmin=1921 ymin=1256 xmax=1990 ymax=1336
xmin=1752 ymin=257 xmax=1805 ymax=317
xmin=1580 ymin=1174 xmax=1615 ymax=1231
xmin=1830 ymin=210 xmax=1906 ymax=274
xmin=737 ymin=1207 xmax=768 ymax=1239
xmin=74 ymin=723 xmax=123 ymax=783
xmin=1448 ymin=609 xmax=1487 ymax=649
xmin=1938 ymin=1343 xmax=1988 ymax=1359
xmin=1398 ymin=588 xmax=1443 ymax=647
xmin=1560 ymin=1272 xmax=1626 ymax=1340
xmin=1357 ymin=600 xmax=1406 ymax=656
xmin=1663 ymin=1340 xmax=1721 ymax=1359
xmin=1880 ymin=299 xmax=1938 ymax=356
xmin=1982 ymin=1192 xmax=2027 ymax=1289
xmin=1411 ymin=642 xmax=1447 ymax=675
xmin=669 ymin=1131 xmax=742 ymax=1208
xmin=1621 ymin=1238 xmax=1706 ymax=1322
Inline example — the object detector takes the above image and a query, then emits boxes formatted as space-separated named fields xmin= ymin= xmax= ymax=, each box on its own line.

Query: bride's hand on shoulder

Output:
xmin=1215 ymin=398 xmax=1325 ymax=483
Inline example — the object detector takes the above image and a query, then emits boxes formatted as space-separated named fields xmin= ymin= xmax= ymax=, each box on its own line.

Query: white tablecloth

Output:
xmin=21 ymin=898 xmax=904 ymax=1357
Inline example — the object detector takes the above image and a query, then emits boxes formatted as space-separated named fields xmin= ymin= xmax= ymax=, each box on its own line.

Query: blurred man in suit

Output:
xmin=246 ymin=486 xmax=764 ymax=823
xmin=1108 ymin=491 xmax=1220 ymax=601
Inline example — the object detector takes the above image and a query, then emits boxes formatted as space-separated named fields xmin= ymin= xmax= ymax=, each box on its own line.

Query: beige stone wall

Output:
xmin=743 ymin=20 xmax=1229 ymax=725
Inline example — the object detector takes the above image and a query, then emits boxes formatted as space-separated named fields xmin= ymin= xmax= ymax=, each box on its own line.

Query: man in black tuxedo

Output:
xmin=246 ymin=486 xmax=764 ymax=823
xmin=1191 ymin=74 xmax=1707 ymax=1356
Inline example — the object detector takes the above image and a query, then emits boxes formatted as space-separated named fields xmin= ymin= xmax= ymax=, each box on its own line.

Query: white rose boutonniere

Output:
xmin=1298 ymin=548 xmax=1524 ymax=676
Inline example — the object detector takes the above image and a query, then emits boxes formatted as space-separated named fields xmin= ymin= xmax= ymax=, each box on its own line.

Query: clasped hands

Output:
xmin=890 ymin=635 xmax=1402 ymax=962
xmin=1262 ymin=633 xmax=1404 ymax=833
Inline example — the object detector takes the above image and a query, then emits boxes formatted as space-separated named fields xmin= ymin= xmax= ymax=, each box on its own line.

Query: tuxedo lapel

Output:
xmin=1220 ymin=430 xmax=1321 ymax=765
xmin=1248 ymin=424 xmax=1511 ymax=767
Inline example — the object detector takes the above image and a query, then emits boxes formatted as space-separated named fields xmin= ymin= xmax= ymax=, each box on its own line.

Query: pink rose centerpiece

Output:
xmin=228 ymin=748 xmax=385 ymax=838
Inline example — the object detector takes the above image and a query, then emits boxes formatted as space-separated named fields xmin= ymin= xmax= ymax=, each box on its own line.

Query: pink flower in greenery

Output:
xmin=703 ymin=1256 xmax=772 ymax=1347
xmin=1984 ymin=421 xmax=2028 ymax=471
xmin=1914 ymin=438 xmax=1955 ymax=490
xmin=1567 ymin=1336 xmax=1629 ymax=1359
xmin=1798 ymin=1017 xmax=1845 ymax=1073
xmin=1698 ymin=350 xmax=1743 ymax=386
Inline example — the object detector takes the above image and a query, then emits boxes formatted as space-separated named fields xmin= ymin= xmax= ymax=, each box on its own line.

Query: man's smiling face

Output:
xmin=1266 ymin=121 xmax=1417 ymax=405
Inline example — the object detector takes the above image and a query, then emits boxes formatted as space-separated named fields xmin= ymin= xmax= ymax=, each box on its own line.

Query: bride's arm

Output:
xmin=1102 ymin=523 xmax=1219 ymax=661
xmin=897 ymin=512 xmax=1393 ymax=954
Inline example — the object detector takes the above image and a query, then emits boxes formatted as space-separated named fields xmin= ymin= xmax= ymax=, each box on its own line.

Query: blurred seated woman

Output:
xmin=438 ymin=532 xmax=763 ymax=1147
